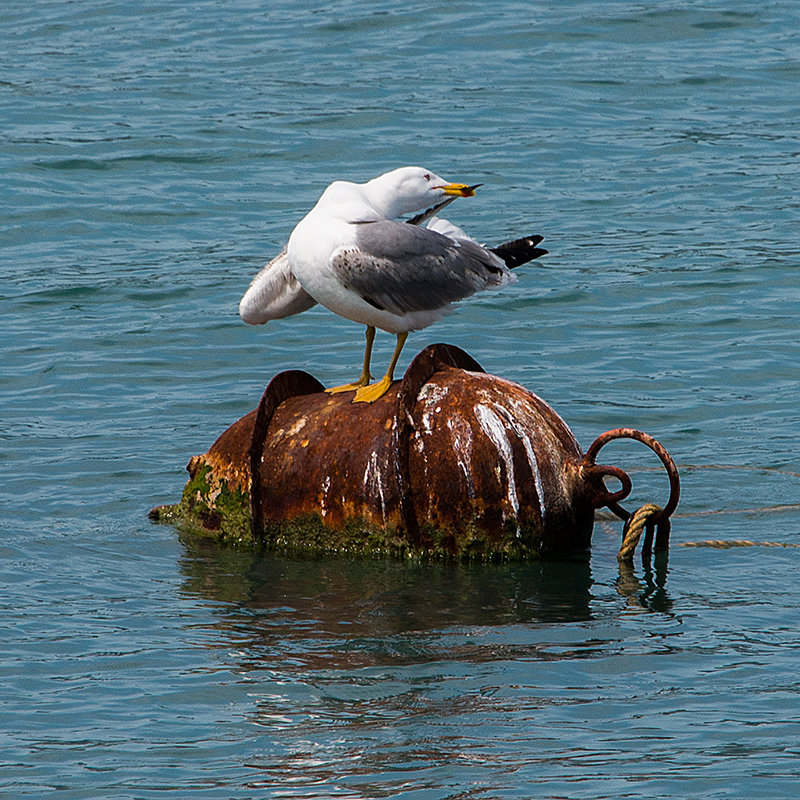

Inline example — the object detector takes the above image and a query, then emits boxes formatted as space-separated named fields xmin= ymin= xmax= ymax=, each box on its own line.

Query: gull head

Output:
xmin=363 ymin=166 xmax=477 ymax=219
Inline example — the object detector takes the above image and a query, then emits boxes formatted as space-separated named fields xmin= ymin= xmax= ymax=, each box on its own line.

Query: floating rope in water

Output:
xmin=681 ymin=540 xmax=800 ymax=549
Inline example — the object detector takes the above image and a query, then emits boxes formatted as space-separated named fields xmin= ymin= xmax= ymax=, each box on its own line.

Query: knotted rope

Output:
xmin=617 ymin=503 xmax=670 ymax=563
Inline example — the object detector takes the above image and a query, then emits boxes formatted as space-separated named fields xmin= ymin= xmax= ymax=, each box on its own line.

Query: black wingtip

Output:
xmin=490 ymin=235 xmax=549 ymax=269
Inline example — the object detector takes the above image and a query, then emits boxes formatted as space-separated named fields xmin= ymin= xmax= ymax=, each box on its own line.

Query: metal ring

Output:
xmin=584 ymin=428 xmax=681 ymax=523
xmin=584 ymin=463 xmax=633 ymax=508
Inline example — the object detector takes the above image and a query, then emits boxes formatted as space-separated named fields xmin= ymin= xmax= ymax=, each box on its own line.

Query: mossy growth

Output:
xmin=416 ymin=516 xmax=543 ymax=561
xmin=151 ymin=463 xmax=547 ymax=560
xmin=259 ymin=513 xmax=418 ymax=559
xmin=151 ymin=463 xmax=253 ymax=545
xmin=259 ymin=513 xmax=543 ymax=561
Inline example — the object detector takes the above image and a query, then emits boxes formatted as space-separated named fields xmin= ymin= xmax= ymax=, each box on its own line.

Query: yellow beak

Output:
xmin=440 ymin=182 xmax=478 ymax=197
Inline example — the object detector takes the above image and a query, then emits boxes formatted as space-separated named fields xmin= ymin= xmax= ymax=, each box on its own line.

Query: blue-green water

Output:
xmin=2 ymin=1 xmax=800 ymax=797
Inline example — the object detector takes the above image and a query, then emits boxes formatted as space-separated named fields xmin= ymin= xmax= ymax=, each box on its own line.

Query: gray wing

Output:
xmin=239 ymin=250 xmax=317 ymax=325
xmin=331 ymin=220 xmax=513 ymax=316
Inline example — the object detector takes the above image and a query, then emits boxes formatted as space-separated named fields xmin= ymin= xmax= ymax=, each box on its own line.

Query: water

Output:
xmin=2 ymin=1 xmax=799 ymax=797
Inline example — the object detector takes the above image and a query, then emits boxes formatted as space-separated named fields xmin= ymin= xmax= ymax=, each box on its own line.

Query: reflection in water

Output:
xmin=616 ymin=552 xmax=673 ymax=614
xmin=177 ymin=535 xmax=604 ymax=675
xmin=178 ymin=534 xmax=595 ymax=633
xmin=175 ymin=537 xmax=681 ymax=796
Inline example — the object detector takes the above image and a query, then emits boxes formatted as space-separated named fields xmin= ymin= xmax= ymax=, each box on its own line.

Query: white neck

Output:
xmin=312 ymin=181 xmax=383 ymax=222
xmin=361 ymin=172 xmax=431 ymax=219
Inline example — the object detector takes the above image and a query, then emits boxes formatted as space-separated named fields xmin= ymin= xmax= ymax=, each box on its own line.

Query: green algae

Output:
xmin=151 ymin=463 xmax=253 ymax=545
xmin=419 ymin=517 xmax=543 ymax=561
xmin=151 ymin=462 xmax=546 ymax=561
xmin=260 ymin=514 xmax=412 ymax=559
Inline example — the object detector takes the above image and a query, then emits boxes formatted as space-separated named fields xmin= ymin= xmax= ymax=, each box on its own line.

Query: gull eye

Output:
xmin=423 ymin=173 xmax=431 ymax=181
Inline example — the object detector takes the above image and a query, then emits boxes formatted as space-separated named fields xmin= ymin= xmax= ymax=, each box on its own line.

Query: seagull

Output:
xmin=240 ymin=167 xmax=547 ymax=403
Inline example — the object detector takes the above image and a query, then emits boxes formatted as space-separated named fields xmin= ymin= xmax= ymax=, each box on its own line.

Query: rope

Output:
xmin=681 ymin=540 xmax=800 ymax=549
xmin=617 ymin=503 xmax=669 ymax=563
xmin=609 ymin=460 xmax=800 ymax=556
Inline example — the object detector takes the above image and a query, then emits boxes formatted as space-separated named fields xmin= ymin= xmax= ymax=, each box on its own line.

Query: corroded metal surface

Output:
xmin=249 ymin=370 xmax=326 ymax=534
xmin=152 ymin=344 xmax=680 ymax=558
xmin=403 ymin=367 xmax=593 ymax=554
xmin=256 ymin=382 xmax=405 ymax=533
xmin=187 ymin=410 xmax=255 ymax=495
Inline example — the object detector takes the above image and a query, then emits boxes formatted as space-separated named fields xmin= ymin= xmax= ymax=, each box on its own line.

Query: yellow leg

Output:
xmin=326 ymin=326 xmax=375 ymax=394
xmin=353 ymin=332 xmax=408 ymax=403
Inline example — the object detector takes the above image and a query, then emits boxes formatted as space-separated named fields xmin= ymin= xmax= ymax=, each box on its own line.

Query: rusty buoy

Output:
xmin=151 ymin=344 xmax=680 ymax=559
